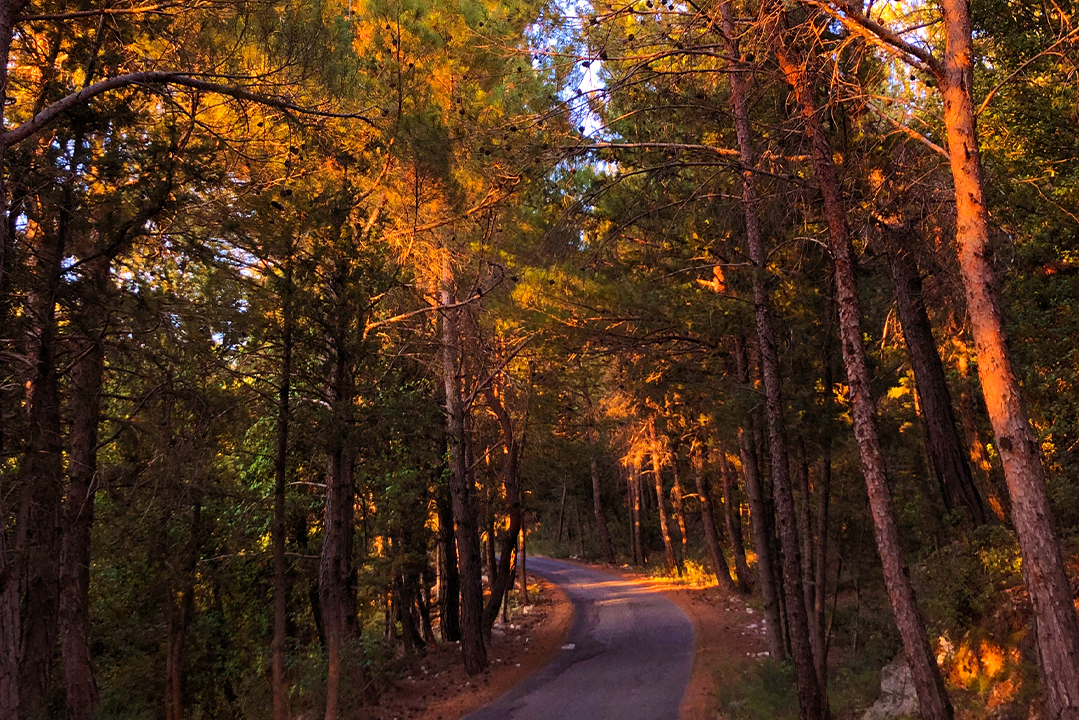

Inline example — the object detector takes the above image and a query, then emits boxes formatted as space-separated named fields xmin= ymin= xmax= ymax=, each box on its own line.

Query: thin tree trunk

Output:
xmin=60 ymin=257 xmax=108 ymax=720
xmin=938 ymin=0 xmax=1079 ymax=710
xmin=556 ymin=481 xmax=567 ymax=543
xmin=774 ymin=27 xmax=950 ymax=720
xmin=518 ymin=527 xmax=528 ymax=606
xmin=435 ymin=480 xmax=461 ymax=644
xmin=813 ymin=449 xmax=832 ymax=689
xmin=272 ymin=256 xmax=293 ymax=720
xmin=440 ymin=253 xmax=486 ymax=675
xmin=692 ymin=440 xmax=736 ymax=591
xmin=887 ymin=231 xmax=986 ymax=524
xmin=720 ymin=3 xmax=823 ymax=709
xmin=794 ymin=441 xmax=822 ymax=674
xmin=671 ymin=456 xmax=689 ymax=560
xmin=591 ymin=456 xmax=615 ymax=563
xmin=481 ymin=387 xmax=523 ymax=630
xmin=734 ymin=340 xmax=785 ymax=661
xmin=649 ymin=423 xmax=679 ymax=575
xmin=717 ymin=442 xmax=752 ymax=592
xmin=631 ymin=464 xmax=645 ymax=565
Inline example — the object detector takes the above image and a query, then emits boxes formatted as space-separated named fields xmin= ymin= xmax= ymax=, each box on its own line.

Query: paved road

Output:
xmin=465 ymin=557 xmax=695 ymax=720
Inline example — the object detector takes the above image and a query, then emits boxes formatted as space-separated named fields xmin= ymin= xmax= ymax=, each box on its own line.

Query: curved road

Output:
xmin=465 ymin=557 xmax=695 ymax=720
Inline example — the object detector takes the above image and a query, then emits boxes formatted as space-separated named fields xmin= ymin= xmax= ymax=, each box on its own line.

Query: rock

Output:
xmin=861 ymin=655 xmax=920 ymax=720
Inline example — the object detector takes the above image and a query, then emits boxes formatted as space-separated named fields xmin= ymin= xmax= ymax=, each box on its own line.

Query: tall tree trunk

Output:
xmin=887 ymin=231 xmax=986 ymax=525
xmin=13 ymin=216 xmax=66 ymax=720
xmin=717 ymin=442 xmax=752 ymax=592
xmin=630 ymin=464 xmax=645 ymax=565
xmin=813 ymin=450 xmax=832 ymax=688
xmin=272 ymin=257 xmax=293 ymax=720
xmin=481 ymin=387 xmax=523 ymax=630
xmin=794 ymin=441 xmax=822 ymax=675
xmin=320 ymin=324 xmax=361 ymax=719
xmin=60 ymin=257 xmax=108 ymax=720
xmin=440 ymin=253 xmax=487 ymax=675
xmin=692 ymin=440 xmax=736 ymax=591
xmin=956 ymin=363 xmax=1008 ymax=521
xmin=435 ymin=480 xmax=460 ymax=642
xmin=720 ymin=3 xmax=824 ymax=710
xmin=733 ymin=340 xmax=785 ymax=661
xmin=649 ymin=423 xmax=679 ymax=575
xmin=671 ymin=456 xmax=689 ymax=559
xmin=939 ymin=0 xmax=1079 ymax=711
xmin=774 ymin=28 xmax=950 ymax=720
xmin=591 ymin=455 xmax=615 ymax=564
xmin=165 ymin=501 xmax=201 ymax=720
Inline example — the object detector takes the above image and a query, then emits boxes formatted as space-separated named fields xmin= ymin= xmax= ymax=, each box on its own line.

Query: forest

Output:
xmin=2 ymin=0 xmax=1079 ymax=717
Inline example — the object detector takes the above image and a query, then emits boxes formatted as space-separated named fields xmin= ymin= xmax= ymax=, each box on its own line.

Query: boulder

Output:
xmin=861 ymin=654 xmax=920 ymax=720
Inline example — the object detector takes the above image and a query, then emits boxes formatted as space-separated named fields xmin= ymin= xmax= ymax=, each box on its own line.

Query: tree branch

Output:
xmin=1 ymin=71 xmax=377 ymax=148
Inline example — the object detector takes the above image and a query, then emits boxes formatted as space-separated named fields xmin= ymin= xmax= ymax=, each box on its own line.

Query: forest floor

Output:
xmin=372 ymin=577 xmax=573 ymax=720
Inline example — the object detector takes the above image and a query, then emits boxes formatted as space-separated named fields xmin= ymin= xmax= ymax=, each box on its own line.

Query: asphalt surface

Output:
xmin=464 ymin=557 xmax=695 ymax=720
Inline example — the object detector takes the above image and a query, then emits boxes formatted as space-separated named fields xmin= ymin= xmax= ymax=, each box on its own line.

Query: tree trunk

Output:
xmin=717 ymin=442 xmax=752 ymax=592
xmin=518 ymin=527 xmax=528 ymax=606
xmin=888 ymin=231 xmax=986 ymax=525
xmin=774 ymin=27 xmax=950 ymax=720
xmin=630 ymin=464 xmax=645 ymax=566
xmin=649 ymin=423 xmax=679 ymax=575
xmin=733 ymin=340 xmax=785 ymax=661
xmin=794 ymin=441 xmax=822 ymax=674
xmin=591 ymin=455 xmax=616 ymax=564
xmin=440 ymin=253 xmax=487 ymax=675
xmin=670 ymin=456 xmax=689 ymax=560
xmin=435 ymin=480 xmax=460 ymax=642
xmin=720 ymin=4 xmax=824 ymax=710
xmin=939 ymin=0 xmax=1079 ymax=711
xmin=692 ymin=440 xmax=736 ymax=591
xmin=13 ymin=216 xmax=66 ymax=720
xmin=481 ymin=387 xmax=523 ymax=630
xmin=813 ymin=449 xmax=832 ymax=688
xmin=60 ymin=257 xmax=108 ymax=720
xmin=272 ymin=257 xmax=293 ymax=720
xmin=320 ymin=318 xmax=361 ymax=719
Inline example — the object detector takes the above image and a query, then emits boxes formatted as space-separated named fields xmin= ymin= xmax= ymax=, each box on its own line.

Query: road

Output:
xmin=464 ymin=557 xmax=695 ymax=720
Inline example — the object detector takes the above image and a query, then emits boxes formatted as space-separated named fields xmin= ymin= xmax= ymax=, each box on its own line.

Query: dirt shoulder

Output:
xmin=373 ymin=579 xmax=573 ymax=720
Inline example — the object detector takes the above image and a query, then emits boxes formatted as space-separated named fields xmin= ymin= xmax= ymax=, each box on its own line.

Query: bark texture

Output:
xmin=774 ymin=27 xmax=951 ymax=720
xmin=692 ymin=441 xmax=737 ymax=592
xmin=939 ymin=0 xmax=1079 ymax=712
xmin=717 ymin=443 xmax=752 ymax=592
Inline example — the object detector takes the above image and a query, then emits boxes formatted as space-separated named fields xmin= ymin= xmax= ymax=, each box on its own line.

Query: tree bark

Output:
xmin=649 ymin=422 xmax=680 ymax=575
xmin=887 ymin=229 xmax=986 ymax=525
xmin=481 ymin=387 xmax=523 ymax=631
xmin=692 ymin=440 xmax=736 ymax=592
xmin=813 ymin=450 xmax=832 ymax=688
xmin=60 ymin=257 xmax=108 ymax=720
xmin=794 ymin=441 xmax=822 ymax=674
xmin=272 ymin=256 xmax=293 ymax=720
xmin=774 ymin=26 xmax=951 ymax=720
xmin=630 ymin=463 xmax=645 ymax=566
xmin=435 ymin=479 xmax=460 ymax=642
xmin=717 ymin=443 xmax=752 ymax=592
xmin=733 ymin=339 xmax=785 ymax=661
xmin=721 ymin=4 xmax=824 ymax=710
xmin=670 ymin=455 xmax=689 ymax=560
xmin=938 ymin=0 xmax=1079 ymax=711
xmin=591 ymin=455 xmax=616 ymax=564
xmin=440 ymin=252 xmax=487 ymax=675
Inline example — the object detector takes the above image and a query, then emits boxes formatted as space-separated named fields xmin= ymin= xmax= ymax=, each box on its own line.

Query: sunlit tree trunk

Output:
xmin=774 ymin=26 xmax=950 ymax=720
xmin=938 ymin=0 xmax=1079 ymax=710
xmin=481 ymin=387 xmax=523 ymax=630
xmin=693 ymin=440 xmax=736 ymax=591
xmin=671 ymin=456 xmax=689 ymax=560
